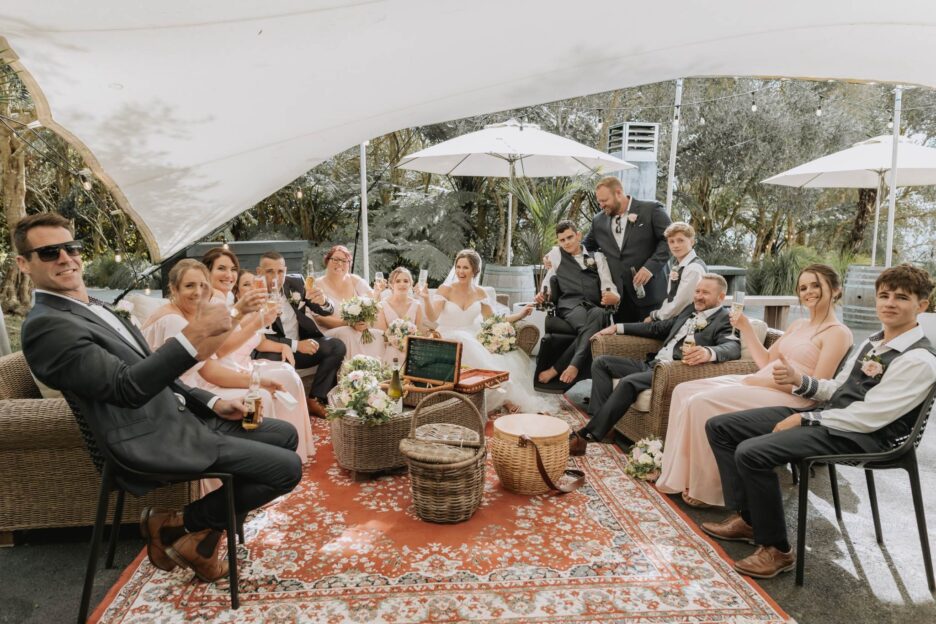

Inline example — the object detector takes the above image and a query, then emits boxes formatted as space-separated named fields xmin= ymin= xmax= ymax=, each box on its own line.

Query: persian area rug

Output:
xmin=92 ymin=396 xmax=792 ymax=623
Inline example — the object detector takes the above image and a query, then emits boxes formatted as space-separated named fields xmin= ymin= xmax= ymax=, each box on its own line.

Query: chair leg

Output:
xmin=223 ymin=477 xmax=240 ymax=610
xmin=105 ymin=488 xmax=126 ymax=569
xmin=795 ymin=461 xmax=811 ymax=586
xmin=905 ymin=455 xmax=936 ymax=592
xmin=79 ymin=463 xmax=114 ymax=624
xmin=790 ymin=462 xmax=799 ymax=485
xmin=865 ymin=470 xmax=884 ymax=544
xmin=828 ymin=464 xmax=842 ymax=521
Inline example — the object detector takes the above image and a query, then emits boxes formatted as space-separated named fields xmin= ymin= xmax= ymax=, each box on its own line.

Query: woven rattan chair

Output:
xmin=0 ymin=352 xmax=195 ymax=542
xmin=62 ymin=392 xmax=243 ymax=622
xmin=794 ymin=383 xmax=936 ymax=589
xmin=589 ymin=328 xmax=783 ymax=443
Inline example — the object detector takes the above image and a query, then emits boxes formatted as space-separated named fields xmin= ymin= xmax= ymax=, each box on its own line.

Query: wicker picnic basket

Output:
xmin=401 ymin=391 xmax=487 ymax=523
xmin=491 ymin=413 xmax=571 ymax=495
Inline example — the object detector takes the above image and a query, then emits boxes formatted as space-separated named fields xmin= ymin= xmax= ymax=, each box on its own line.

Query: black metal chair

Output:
xmin=795 ymin=383 xmax=936 ymax=590
xmin=63 ymin=393 xmax=243 ymax=623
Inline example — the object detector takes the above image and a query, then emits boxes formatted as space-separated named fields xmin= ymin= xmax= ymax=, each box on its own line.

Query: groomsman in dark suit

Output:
xmin=583 ymin=176 xmax=672 ymax=323
xmin=703 ymin=264 xmax=936 ymax=580
xmin=253 ymin=251 xmax=346 ymax=419
xmin=15 ymin=213 xmax=302 ymax=582
xmin=571 ymin=274 xmax=741 ymax=455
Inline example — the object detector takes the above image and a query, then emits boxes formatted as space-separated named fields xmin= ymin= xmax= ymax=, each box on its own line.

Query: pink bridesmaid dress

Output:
xmin=655 ymin=322 xmax=839 ymax=506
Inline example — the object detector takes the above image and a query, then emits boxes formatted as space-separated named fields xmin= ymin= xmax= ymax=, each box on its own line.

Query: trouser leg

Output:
xmin=584 ymin=356 xmax=651 ymax=439
xmin=291 ymin=336 xmax=346 ymax=402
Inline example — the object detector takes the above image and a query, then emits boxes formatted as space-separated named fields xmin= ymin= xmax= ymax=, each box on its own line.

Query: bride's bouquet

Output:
xmin=340 ymin=296 xmax=380 ymax=344
xmin=340 ymin=354 xmax=391 ymax=382
xmin=384 ymin=317 xmax=418 ymax=351
xmin=327 ymin=369 xmax=395 ymax=425
xmin=476 ymin=314 xmax=517 ymax=354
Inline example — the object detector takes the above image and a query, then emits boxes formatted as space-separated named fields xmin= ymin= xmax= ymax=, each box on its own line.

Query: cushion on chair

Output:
xmin=740 ymin=319 xmax=768 ymax=360
xmin=610 ymin=378 xmax=652 ymax=412
xmin=125 ymin=292 xmax=168 ymax=326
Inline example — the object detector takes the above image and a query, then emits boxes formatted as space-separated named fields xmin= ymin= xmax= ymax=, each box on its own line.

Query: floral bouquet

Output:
xmin=340 ymin=296 xmax=380 ymax=344
xmin=384 ymin=317 xmax=418 ymax=352
xmin=476 ymin=314 xmax=517 ymax=354
xmin=326 ymin=369 xmax=395 ymax=425
xmin=624 ymin=437 xmax=664 ymax=481
xmin=340 ymin=354 xmax=391 ymax=382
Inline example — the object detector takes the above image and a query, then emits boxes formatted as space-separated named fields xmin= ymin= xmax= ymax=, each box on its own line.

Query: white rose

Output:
xmin=116 ymin=300 xmax=135 ymax=313
xmin=346 ymin=303 xmax=362 ymax=316
xmin=360 ymin=297 xmax=373 ymax=307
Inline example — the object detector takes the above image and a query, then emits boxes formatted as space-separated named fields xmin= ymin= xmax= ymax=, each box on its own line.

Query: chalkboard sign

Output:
xmin=404 ymin=336 xmax=462 ymax=385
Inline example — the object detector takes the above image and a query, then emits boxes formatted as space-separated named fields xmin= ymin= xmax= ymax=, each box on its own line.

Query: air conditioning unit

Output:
xmin=607 ymin=122 xmax=659 ymax=162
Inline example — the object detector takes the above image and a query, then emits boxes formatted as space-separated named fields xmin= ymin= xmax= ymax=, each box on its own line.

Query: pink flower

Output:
xmin=670 ymin=270 xmax=679 ymax=282
xmin=861 ymin=359 xmax=884 ymax=378
xmin=627 ymin=213 xmax=638 ymax=223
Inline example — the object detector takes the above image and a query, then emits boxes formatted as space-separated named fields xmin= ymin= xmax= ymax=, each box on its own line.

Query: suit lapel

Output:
xmin=620 ymin=199 xmax=639 ymax=251
xmin=663 ymin=306 xmax=695 ymax=344
xmin=38 ymin=293 xmax=146 ymax=356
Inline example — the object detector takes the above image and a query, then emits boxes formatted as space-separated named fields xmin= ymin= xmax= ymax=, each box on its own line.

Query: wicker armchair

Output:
xmin=0 ymin=352 xmax=196 ymax=542
xmin=589 ymin=327 xmax=783 ymax=443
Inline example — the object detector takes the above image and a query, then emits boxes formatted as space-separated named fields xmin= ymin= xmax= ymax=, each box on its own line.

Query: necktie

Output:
xmin=614 ymin=216 xmax=623 ymax=234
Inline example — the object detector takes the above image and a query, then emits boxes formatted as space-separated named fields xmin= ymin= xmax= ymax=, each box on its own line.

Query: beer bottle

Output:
xmin=388 ymin=357 xmax=404 ymax=414
xmin=242 ymin=365 xmax=263 ymax=430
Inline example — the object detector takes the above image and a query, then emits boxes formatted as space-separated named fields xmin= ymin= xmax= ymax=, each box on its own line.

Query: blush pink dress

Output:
xmin=655 ymin=322 xmax=841 ymax=506
xmin=380 ymin=298 xmax=422 ymax=365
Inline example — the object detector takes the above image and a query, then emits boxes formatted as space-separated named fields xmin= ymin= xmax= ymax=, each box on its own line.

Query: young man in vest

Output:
xmin=535 ymin=220 xmax=620 ymax=385
xmin=703 ymin=264 xmax=936 ymax=579
xmin=645 ymin=222 xmax=706 ymax=322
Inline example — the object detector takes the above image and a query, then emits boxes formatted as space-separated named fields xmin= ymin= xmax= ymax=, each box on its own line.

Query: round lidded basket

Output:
xmin=491 ymin=413 xmax=570 ymax=495
xmin=401 ymin=391 xmax=487 ymax=524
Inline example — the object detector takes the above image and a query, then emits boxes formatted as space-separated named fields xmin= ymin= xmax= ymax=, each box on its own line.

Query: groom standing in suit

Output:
xmin=569 ymin=274 xmax=741 ymax=455
xmin=584 ymin=176 xmax=671 ymax=323
xmin=253 ymin=251 xmax=346 ymax=419
xmin=16 ymin=213 xmax=302 ymax=582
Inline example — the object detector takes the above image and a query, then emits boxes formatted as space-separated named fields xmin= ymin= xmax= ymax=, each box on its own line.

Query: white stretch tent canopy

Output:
xmin=3 ymin=2 xmax=936 ymax=260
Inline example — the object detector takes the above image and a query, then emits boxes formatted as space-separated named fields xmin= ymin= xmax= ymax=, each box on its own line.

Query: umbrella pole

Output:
xmin=870 ymin=174 xmax=882 ymax=267
xmin=507 ymin=161 xmax=515 ymax=267
xmin=885 ymin=86 xmax=902 ymax=268
xmin=360 ymin=141 xmax=370 ymax=282
xmin=664 ymin=78 xmax=683 ymax=215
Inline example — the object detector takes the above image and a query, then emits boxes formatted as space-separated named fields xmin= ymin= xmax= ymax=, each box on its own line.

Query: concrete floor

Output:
xmin=2 ymin=383 xmax=934 ymax=624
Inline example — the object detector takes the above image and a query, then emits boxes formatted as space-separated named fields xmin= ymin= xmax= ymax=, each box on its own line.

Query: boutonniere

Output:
xmin=860 ymin=352 xmax=886 ymax=379
xmin=290 ymin=291 xmax=302 ymax=304
xmin=584 ymin=256 xmax=596 ymax=268
xmin=627 ymin=213 xmax=638 ymax=223
xmin=693 ymin=317 xmax=708 ymax=330
xmin=670 ymin=270 xmax=680 ymax=282
xmin=112 ymin=300 xmax=134 ymax=322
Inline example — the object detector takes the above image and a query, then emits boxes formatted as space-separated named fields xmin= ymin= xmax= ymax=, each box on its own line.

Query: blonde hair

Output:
xmin=664 ymin=222 xmax=695 ymax=240
xmin=595 ymin=176 xmax=623 ymax=194
xmin=168 ymin=259 xmax=209 ymax=292
xmin=700 ymin=273 xmax=728 ymax=294
xmin=388 ymin=266 xmax=413 ymax=284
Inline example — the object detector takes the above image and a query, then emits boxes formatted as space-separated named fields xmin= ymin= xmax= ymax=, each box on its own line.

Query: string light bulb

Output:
xmin=82 ymin=178 xmax=92 ymax=191
xmin=816 ymin=96 xmax=823 ymax=117
xmin=887 ymin=117 xmax=894 ymax=129
xmin=296 ymin=189 xmax=303 ymax=199
xmin=144 ymin=287 xmax=152 ymax=296
xmin=699 ymin=115 xmax=706 ymax=126
xmin=114 ymin=253 xmax=122 ymax=263
xmin=222 ymin=241 xmax=230 ymax=250
xmin=750 ymin=93 xmax=757 ymax=113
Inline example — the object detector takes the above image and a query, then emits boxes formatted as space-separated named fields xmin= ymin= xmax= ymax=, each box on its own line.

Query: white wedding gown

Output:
xmin=435 ymin=300 xmax=550 ymax=414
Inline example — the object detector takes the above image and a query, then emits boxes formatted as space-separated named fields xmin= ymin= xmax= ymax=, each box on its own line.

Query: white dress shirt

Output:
xmin=542 ymin=245 xmax=619 ymax=297
xmin=650 ymin=250 xmax=706 ymax=321
xmin=278 ymin=293 xmax=302 ymax=350
xmin=612 ymin=197 xmax=632 ymax=249
xmin=798 ymin=325 xmax=936 ymax=433
xmin=653 ymin=306 xmax=721 ymax=362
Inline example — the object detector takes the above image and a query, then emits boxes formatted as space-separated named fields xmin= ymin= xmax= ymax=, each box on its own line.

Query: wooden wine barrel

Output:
xmin=843 ymin=265 xmax=884 ymax=330
xmin=482 ymin=264 xmax=536 ymax=308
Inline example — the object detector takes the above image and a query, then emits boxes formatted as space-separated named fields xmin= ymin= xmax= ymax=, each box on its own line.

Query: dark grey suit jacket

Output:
xmin=267 ymin=274 xmax=334 ymax=344
xmin=620 ymin=304 xmax=741 ymax=363
xmin=583 ymin=197 xmax=672 ymax=308
xmin=22 ymin=292 xmax=224 ymax=492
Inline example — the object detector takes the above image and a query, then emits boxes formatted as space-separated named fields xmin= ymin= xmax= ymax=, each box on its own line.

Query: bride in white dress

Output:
xmin=421 ymin=249 xmax=550 ymax=413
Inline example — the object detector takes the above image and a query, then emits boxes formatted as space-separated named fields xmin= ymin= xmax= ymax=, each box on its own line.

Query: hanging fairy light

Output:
xmin=114 ymin=253 xmax=122 ymax=263
xmin=144 ymin=287 xmax=152 ymax=296
xmin=222 ymin=239 xmax=230 ymax=250
xmin=699 ymin=115 xmax=706 ymax=126
xmin=82 ymin=178 xmax=92 ymax=191
xmin=816 ymin=95 xmax=823 ymax=117
xmin=296 ymin=189 xmax=303 ymax=199
xmin=887 ymin=116 xmax=894 ymax=129
xmin=750 ymin=93 xmax=757 ymax=113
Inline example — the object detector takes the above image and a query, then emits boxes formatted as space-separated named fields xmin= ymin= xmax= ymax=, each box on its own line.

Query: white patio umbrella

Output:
xmin=396 ymin=119 xmax=635 ymax=265
xmin=762 ymin=135 xmax=936 ymax=266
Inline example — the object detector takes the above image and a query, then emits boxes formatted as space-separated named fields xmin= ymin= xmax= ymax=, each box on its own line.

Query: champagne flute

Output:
xmin=263 ymin=277 xmax=283 ymax=334
xmin=417 ymin=269 xmax=428 ymax=288
xmin=375 ymin=271 xmax=385 ymax=292
xmin=253 ymin=273 xmax=269 ymax=337
xmin=731 ymin=291 xmax=745 ymax=337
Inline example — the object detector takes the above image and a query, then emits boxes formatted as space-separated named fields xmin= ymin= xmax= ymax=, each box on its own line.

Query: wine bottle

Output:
xmin=388 ymin=357 xmax=404 ymax=414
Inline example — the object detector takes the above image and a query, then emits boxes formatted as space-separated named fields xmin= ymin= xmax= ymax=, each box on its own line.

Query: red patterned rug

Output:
xmin=92 ymin=397 xmax=792 ymax=623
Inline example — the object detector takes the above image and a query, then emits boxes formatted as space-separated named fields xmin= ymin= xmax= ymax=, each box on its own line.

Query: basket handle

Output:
xmin=409 ymin=390 xmax=485 ymax=441
xmin=519 ymin=434 xmax=585 ymax=494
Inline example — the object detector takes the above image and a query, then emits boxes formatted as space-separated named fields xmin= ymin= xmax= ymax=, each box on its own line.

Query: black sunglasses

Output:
xmin=23 ymin=240 xmax=84 ymax=262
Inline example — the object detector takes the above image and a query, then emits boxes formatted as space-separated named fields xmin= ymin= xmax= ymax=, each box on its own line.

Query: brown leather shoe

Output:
xmin=700 ymin=513 xmax=755 ymax=544
xmin=307 ymin=398 xmax=328 ymax=419
xmin=569 ymin=433 xmax=588 ymax=457
xmin=139 ymin=507 xmax=184 ymax=571
xmin=734 ymin=545 xmax=796 ymax=578
xmin=165 ymin=529 xmax=229 ymax=582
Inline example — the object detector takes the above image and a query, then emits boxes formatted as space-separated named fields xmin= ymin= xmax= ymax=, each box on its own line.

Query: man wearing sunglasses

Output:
xmin=15 ymin=213 xmax=303 ymax=584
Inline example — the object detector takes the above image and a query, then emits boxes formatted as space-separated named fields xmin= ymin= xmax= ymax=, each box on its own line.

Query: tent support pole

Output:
xmin=665 ymin=78 xmax=683 ymax=215
xmin=360 ymin=141 xmax=370 ymax=282
xmin=885 ymin=87 xmax=902 ymax=268
xmin=507 ymin=161 xmax=515 ymax=267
